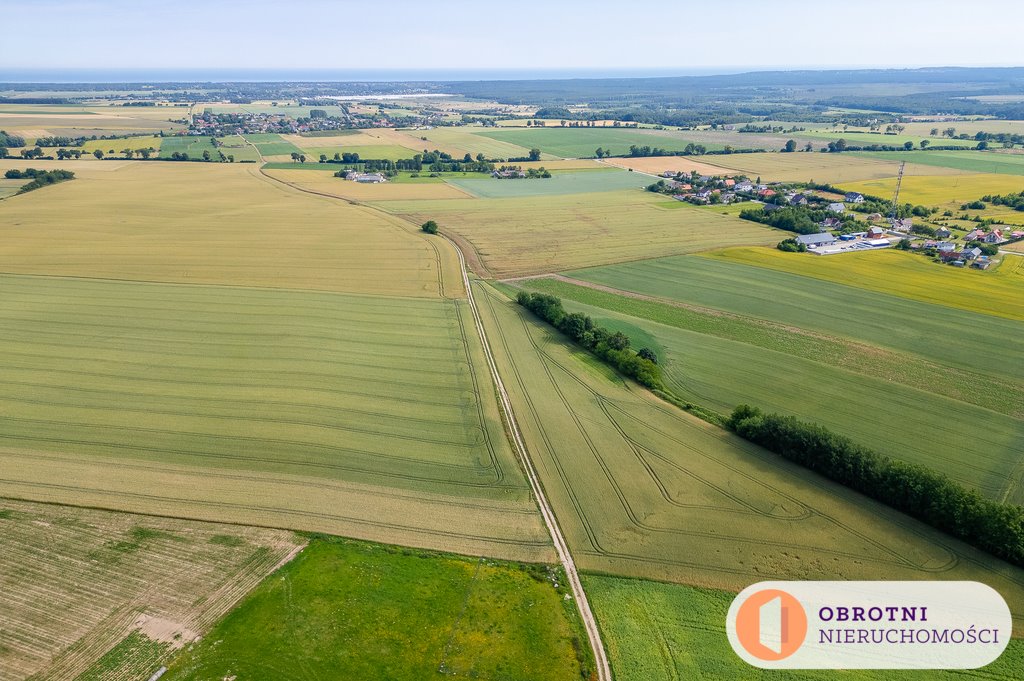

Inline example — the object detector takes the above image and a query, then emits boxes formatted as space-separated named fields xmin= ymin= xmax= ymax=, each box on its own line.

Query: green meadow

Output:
xmin=852 ymin=150 xmax=1024 ymax=175
xmin=164 ymin=536 xmax=591 ymax=681
xmin=585 ymin=575 xmax=1024 ymax=681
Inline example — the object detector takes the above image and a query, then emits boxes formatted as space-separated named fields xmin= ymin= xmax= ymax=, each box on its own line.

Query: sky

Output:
xmin=3 ymin=0 xmax=1024 ymax=77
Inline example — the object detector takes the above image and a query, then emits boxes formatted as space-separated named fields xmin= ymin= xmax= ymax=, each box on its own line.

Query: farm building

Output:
xmin=353 ymin=173 xmax=387 ymax=183
xmin=867 ymin=226 xmax=885 ymax=238
xmin=866 ymin=213 xmax=883 ymax=223
xmin=796 ymin=233 xmax=838 ymax=248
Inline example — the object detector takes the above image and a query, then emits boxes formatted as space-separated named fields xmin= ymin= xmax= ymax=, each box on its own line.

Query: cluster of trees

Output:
xmin=776 ymin=237 xmax=808 ymax=252
xmin=34 ymin=136 xmax=85 ymax=147
xmin=11 ymin=147 xmax=46 ymax=159
xmin=4 ymin=168 xmax=75 ymax=194
xmin=0 ymin=130 xmax=26 ymax=149
xmin=507 ymin=148 xmax=543 ymax=163
xmin=516 ymin=292 xmax=662 ymax=390
xmin=421 ymin=220 xmax=439 ymax=234
xmin=55 ymin=148 xmax=84 ymax=159
xmin=980 ymin=191 xmax=1024 ymax=211
xmin=823 ymin=138 xmax=985 ymax=153
xmin=739 ymin=206 xmax=854 ymax=235
xmin=727 ymin=405 xmax=1024 ymax=568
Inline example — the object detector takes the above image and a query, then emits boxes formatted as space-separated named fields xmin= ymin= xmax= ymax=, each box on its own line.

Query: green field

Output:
xmin=159 ymin=135 xmax=222 ymax=158
xmin=706 ymin=247 xmax=1024 ymax=321
xmin=797 ymin=130 xmax=979 ymax=148
xmin=853 ymin=150 xmax=1024 ymax=175
xmin=476 ymin=127 xmax=721 ymax=159
xmin=473 ymin=282 xmax=1024 ymax=624
xmin=0 ymin=273 xmax=551 ymax=560
xmin=566 ymin=254 xmax=1024 ymax=385
xmin=378 ymin=190 xmax=780 ymax=277
xmin=164 ymin=536 xmax=590 ymax=681
xmin=585 ymin=575 xmax=1024 ymax=681
xmin=241 ymin=132 xmax=303 ymax=157
xmin=446 ymin=168 xmax=647 ymax=198
xmin=518 ymin=277 xmax=1024 ymax=503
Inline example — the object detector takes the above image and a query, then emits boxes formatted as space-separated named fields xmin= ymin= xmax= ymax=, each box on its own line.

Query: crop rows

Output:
xmin=473 ymin=281 xmax=1024 ymax=634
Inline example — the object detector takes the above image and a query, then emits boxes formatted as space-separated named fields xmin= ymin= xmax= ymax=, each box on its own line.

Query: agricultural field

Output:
xmin=241 ymin=132 xmax=303 ymax=157
xmin=413 ymin=126 xmax=537 ymax=159
xmin=0 ymin=157 xmax=557 ymax=560
xmin=78 ymin=135 xmax=161 ymax=153
xmin=0 ymin=498 xmax=302 ymax=681
xmin=265 ymin=167 xmax=475 ymax=201
xmin=474 ymin=281 xmax=1024 ymax=624
xmin=796 ymin=130 xmax=979 ymax=148
xmin=585 ymin=576 xmax=1024 ymax=681
xmin=565 ymin=254 xmax=1024 ymax=386
xmin=157 ymin=137 xmax=222 ymax=160
xmin=0 ymin=161 xmax=456 ymax=297
xmin=301 ymin=143 xmax=418 ymax=161
xmin=0 ymin=109 xmax=183 ymax=141
xmin=286 ymin=128 xmax=428 ymax=154
xmin=840 ymin=172 xmax=1024 ymax=207
xmin=163 ymin=536 xmax=590 ymax=681
xmin=602 ymin=155 xmax=739 ymax=177
xmin=0 ymin=273 xmax=550 ymax=560
xmin=476 ymin=127 xmax=722 ymax=159
xmin=446 ymin=168 xmax=648 ymax=198
xmin=706 ymin=246 xmax=1024 ymax=320
xmin=377 ymin=190 xmax=781 ymax=277
xmin=681 ymin=151 xmax=969 ymax=183
xmin=853 ymin=150 xmax=1024 ymax=175
xmin=517 ymin=276 xmax=1024 ymax=504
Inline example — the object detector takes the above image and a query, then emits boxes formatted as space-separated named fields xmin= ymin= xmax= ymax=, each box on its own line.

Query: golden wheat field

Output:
xmin=0 ymin=160 xmax=461 ymax=298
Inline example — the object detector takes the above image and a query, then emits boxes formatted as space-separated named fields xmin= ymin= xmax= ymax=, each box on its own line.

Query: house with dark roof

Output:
xmin=796 ymin=233 xmax=838 ymax=248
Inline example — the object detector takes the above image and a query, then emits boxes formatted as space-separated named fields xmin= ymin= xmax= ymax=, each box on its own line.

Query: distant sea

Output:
xmin=0 ymin=67 xmax=761 ymax=84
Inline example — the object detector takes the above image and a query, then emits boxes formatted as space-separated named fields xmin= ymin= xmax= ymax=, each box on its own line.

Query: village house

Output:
xmin=788 ymin=193 xmax=808 ymax=206
xmin=734 ymin=181 xmax=754 ymax=193
xmin=934 ymin=226 xmax=951 ymax=238
xmin=935 ymin=241 xmax=956 ymax=253
xmin=981 ymin=229 xmax=1004 ymax=244
xmin=890 ymin=218 xmax=913 ymax=233
xmin=821 ymin=216 xmax=844 ymax=230
xmin=844 ymin=192 xmax=865 ymax=203
xmin=963 ymin=247 xmax=983 ymax=260
xmin=827 ymin=202 xmax=845 ymax=213
xmin=762 ymin=202 xmax=783 ymax=213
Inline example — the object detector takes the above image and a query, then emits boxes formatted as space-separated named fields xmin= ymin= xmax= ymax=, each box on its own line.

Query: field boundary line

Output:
xmin=443 ymin=237 xmax=612 ymax=681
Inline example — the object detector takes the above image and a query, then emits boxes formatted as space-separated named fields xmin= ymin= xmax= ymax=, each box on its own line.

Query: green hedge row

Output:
xmin=728 ymin=405 xmax=1024 ymax=568
xmin=516 ymin=291 xmax=663 ymax=390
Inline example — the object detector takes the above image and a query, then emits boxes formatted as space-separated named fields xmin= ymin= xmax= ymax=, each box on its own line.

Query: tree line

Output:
xmin=516 ymin=292 xmax=662 ymax=390
xmin=4 ymin=168 xmax=75 ymax=195
xmin=727 ymin=405 xmax=1024 ymax=568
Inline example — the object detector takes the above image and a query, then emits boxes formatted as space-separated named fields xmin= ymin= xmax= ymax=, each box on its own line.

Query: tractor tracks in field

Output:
xmin=253 ymin=165 xmax=613 ymax=681
xmin=443 ymin=236 xmax=613 ymax=681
